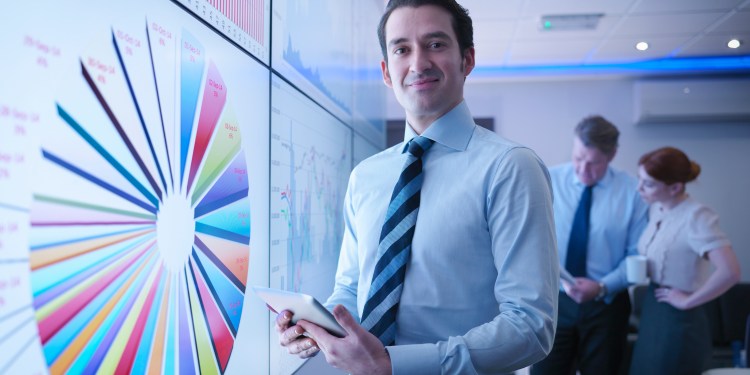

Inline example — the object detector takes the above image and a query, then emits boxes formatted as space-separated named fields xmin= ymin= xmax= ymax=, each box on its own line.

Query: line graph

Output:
xmin=269 ymin=75 xmax=351 ymax=298
xmin=271 ymin=0 xmax=353 ymax=122
xmin=269 ymin=73 xmax=352 ymax=375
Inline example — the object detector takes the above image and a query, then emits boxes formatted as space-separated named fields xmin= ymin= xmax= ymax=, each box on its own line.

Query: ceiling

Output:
xmin=459 ymin=0 xmax=750 ymax=78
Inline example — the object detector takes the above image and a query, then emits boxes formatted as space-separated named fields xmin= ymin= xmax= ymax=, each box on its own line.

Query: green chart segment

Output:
xmin=28 ymin=19 xmax=251 ymax=375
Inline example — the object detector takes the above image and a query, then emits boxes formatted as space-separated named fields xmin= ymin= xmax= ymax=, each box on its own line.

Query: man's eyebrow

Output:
xmin=387 ymin=31 xmax=452 ymax=49
xmin=388 ymin=37 xmax=408 ymax=48
xmin=423 ymin=31 xmax=451 ymax=40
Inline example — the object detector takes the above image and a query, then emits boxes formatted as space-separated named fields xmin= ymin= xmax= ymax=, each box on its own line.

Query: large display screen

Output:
xmin=0 ymin=0 xmax=383 ymax=373
xmin=0 ymin=0 xmax=270 ymax=373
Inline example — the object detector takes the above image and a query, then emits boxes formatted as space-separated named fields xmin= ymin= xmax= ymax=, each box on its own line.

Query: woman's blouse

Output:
xmin=637 ymin=196 xmax=732 ymax=292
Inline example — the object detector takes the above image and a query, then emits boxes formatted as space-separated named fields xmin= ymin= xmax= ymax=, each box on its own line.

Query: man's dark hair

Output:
xmin=574 ymin=115 xmax=620 ymax=155
xmin=377 ymin=0 xmax=474 ymax=62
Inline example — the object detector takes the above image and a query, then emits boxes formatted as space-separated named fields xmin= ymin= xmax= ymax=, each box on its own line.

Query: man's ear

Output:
xmin=381 ymin=59 xmax=393 ymax=88
xmin=462 ymin=47 xmax=476 ymax=77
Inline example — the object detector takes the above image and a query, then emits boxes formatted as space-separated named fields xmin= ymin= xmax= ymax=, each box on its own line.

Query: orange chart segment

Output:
xmin=195 ymin=232 xmax=249 ymax=287
xmin=29 ymin=18 xmax=251 ymax=375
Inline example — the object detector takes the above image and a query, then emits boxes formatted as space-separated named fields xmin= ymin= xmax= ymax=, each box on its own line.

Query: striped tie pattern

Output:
xmin=360 ymin=136 xmax=434 ymax=346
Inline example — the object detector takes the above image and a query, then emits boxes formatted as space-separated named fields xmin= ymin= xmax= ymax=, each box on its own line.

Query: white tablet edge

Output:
xmin=252 ymin=286 xmax=346 ymax=338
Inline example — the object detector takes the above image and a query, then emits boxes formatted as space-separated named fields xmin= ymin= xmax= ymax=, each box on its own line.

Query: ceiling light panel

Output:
xmin=539 ymin=13 xmax=604 ymax=31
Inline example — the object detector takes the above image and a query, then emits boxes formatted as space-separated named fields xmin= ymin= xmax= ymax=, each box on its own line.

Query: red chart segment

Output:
xmin=114 ymin=265 xmax=164 ymax=375
xmin=189 ymin=257 xmax=234 ymax=372
xmin=29 ymin=18 xmax=251 ymax=374
xmin=187 ymin=61 xmax=227 ymax=193
xmin=191 ymin=100 xmax=242 ymax=206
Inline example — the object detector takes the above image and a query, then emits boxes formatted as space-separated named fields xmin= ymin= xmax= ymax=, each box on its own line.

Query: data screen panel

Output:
xmin=174 ymin=0 xmax=270 ymax=64
xmin=0 ymin=0 xmax=269 ymax=373
xmin=271 ymin=0 xmax=386 ymax=147
xmin=269 ymin=74 xmax=352 ymax=374
xmin=271 ymin=0 xmax=354 ymax=124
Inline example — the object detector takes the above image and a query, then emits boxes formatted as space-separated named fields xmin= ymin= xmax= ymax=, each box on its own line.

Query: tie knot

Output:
xmin=407 ymin=136 xmax=434 ymax=158
xmin=582 ymin=184 xmax=593 ymax=197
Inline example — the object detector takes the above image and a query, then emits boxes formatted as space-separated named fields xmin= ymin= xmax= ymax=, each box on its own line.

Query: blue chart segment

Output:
xmin=27 ymin=18 xmax=251 ymax=374
xmin=269 ymin=76 xmax=351 ymax=298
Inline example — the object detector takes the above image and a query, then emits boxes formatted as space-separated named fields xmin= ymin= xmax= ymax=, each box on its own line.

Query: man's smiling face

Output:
xmin=381 ymin=4 xmax=475 ymax=130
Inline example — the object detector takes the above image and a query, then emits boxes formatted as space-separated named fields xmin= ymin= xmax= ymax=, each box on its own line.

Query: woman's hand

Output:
xmin=654 ymin=287 xmax=691 ymax=310
xmin=655 ymin=246 xmax=740 ymax=311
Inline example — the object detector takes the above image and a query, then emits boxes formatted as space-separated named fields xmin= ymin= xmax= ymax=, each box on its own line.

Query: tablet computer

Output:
xmin=252 ymin=286 xmax=346 ymax=338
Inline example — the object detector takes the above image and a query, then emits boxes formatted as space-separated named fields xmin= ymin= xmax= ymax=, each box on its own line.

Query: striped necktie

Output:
xmin=566 ymin=184 xmax=593 ymax=277
xmin=360 ymin=136 xmax=434 ymax=346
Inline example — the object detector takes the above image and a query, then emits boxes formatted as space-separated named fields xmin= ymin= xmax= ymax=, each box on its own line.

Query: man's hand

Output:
xmin=562 ymin=277 xmax=601 ymax=304
xmin=275 ymin=310 xmax=320 ymax=358
xmin=297 ymin=305 xmax=391 ymax=375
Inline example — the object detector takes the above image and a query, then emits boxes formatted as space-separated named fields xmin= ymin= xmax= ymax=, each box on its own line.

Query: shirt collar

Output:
xmin=401 ymin=100 xmax=474 ymax=153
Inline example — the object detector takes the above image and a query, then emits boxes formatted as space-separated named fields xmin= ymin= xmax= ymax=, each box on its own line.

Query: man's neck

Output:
xmin=405 ymin=100 xmax=463 ymax=135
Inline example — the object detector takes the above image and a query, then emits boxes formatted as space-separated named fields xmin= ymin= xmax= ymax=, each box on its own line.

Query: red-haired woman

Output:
xmin=629 ymin=146 xmax=741 ymax=375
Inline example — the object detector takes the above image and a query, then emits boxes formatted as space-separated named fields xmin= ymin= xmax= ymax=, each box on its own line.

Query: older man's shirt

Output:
xmin=549 ymin=163 xmax=648 ymax=300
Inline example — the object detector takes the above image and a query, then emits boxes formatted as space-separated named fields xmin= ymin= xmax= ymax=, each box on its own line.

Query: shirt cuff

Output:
xmin=600 ymin=275 xmax=624 ymax=304
xmin=387 ymin=343 xmax=440 ymax=375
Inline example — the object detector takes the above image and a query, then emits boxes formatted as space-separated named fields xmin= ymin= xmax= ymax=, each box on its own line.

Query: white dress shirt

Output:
xmin=549 ymin=163 xmax=648 ymax=301
xmin=638 ymin=196 xmax=731 ymax=292
xmin=326 ymin=101 xmax=559 ymax=374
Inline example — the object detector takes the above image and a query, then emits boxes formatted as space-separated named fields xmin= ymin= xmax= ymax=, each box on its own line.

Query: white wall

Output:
xmin=387 ymin=75 xmax=750 ymax=281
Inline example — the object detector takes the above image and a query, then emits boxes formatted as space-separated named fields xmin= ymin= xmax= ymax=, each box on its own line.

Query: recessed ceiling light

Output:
xmin=728 ymin=39 xmax=741 ymax=49
xmin=635 ymin=42 xmax=649 ymax=51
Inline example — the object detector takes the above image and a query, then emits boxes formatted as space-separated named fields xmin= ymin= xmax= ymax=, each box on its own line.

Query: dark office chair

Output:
xmin=701 ymin=313 xmax=750 ymax=374
xmin=703 ymin=284 xmax=750 ymax=373
xmin=721 ymin=284 xmax=750 ymax=366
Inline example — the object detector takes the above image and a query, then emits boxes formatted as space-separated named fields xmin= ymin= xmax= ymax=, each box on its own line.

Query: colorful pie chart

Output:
xmin=27 ymin=20 xmax=250 ymax=374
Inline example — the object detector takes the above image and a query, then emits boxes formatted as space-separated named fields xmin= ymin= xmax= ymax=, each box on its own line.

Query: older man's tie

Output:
xmin=566 ymin=185 xmax=593 ymax=277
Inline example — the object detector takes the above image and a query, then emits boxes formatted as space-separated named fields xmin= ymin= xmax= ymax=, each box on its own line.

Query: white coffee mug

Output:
xmin=626 ymin=255 xmax=648 ymax=284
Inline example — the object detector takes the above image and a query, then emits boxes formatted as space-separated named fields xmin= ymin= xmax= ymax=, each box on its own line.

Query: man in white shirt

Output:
xmin=276 ymin=1 xmax=559 ymax=373
xmin=532 ymin=116 xmax=648 ymax=375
